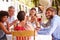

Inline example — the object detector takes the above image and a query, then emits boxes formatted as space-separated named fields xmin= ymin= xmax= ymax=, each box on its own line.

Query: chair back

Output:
xmin=12 ymin=30 xmax=35 ymax=40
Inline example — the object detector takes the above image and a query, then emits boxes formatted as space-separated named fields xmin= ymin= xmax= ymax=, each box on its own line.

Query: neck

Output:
xmin=9 ymin=15 xmax=14 ymax=18
xmin=19 ymin=21 xmax=25 ymax=27
xmin=9 ymin=16 xmax=12 ymax=18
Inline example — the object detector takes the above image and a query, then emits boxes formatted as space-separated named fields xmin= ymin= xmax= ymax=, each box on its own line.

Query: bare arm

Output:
xmin=0 ymin=23 xmax=11 ymax=34
xmin=6 ymin=21 xmax=10 ymax=31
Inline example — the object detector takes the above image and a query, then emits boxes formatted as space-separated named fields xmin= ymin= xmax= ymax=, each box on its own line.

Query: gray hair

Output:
xmin=8 ymin=6 xmax=15 ymax=10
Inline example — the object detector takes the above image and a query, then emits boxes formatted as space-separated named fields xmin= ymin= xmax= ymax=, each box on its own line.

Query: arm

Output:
xmin=6 ymin=21 xmax=10 ymax=31
xmin=10 ymin=19 xmax=18 ymax=26
xmin=38 ymin=20 xmax=58 ymax=35
xmin=0 ymin=23 xmax=11 ymax=34
xmin=49 ymin=20 xmax=58 ymax=35
xmin=37 ymin=19 xmax=58 ymax=35
xmin=34 ymin=16 xmax=41 ymax=28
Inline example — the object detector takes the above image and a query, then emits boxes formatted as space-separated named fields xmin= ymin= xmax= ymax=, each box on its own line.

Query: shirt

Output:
xmin=38 ymin=15 xmax=60 ymax=39
xmin=7 ymin=16 xmax=16 ymax=24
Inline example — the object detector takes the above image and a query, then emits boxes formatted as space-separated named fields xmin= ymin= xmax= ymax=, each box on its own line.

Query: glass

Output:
xmin=37 ymin=18 xmax=41 ymax=22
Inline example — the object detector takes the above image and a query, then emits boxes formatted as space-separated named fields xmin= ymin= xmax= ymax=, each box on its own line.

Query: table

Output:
xmin=6 ymin=34 xmax=52 ymax=40
xmin=35 ymin=35 xmax=52 ymax=40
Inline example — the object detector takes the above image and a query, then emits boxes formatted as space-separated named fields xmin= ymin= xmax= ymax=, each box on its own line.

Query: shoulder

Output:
xmin=53 ymin=15 xmax=60 ymax=21
xmin=55 ymin=16 xmax=60 ymax=21
xmin=0 ymin=22 xmax=3 ymax=25
xmin=0 ymin=22 xmax=4 ymax=28
xmin=52 ymin=15 xmax=60 ymax=24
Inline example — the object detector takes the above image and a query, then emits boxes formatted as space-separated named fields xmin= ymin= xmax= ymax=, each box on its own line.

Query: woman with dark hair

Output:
xmin=0 ymin=11 xmax=11 ymax=40
xmin=29 ymin=8 xmax=40 ymax=29
xmin=29 ymin=8 xmax=36 ymax=16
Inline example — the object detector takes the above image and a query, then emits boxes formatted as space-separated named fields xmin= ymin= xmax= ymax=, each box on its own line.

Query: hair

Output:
xmin=17 ymin=11 xmax=25 ymax=22
xmin=30 ymin=8 xmax=36 ymax=11
xmin=0 ymin=11 xmax=9 ymax=21
xmin=8 ymin=6 xmax=15 ymax=10
xmin=46 ymin=7 xmax=57 ymax=14
xmin=30 ymin=8 xmax=36 ymax=16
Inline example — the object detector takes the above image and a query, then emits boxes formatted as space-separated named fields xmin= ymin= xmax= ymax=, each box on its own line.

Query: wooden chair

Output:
xmin=12 ymin=30 xmax=35 ymax=40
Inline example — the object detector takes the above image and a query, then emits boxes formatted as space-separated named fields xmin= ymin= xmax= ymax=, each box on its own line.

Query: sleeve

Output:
xmin=38 ymin=22 xmax=51 ymax=35
xmin=49 ymin=20 xmax=58 ymax=35
xmin=38 ymin=19 xmax=58 ymax=35
xmin=38 ymin=27 xmax=50 ymax=35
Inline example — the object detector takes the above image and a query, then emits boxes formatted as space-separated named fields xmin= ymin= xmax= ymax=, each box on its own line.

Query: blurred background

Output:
xmin=0 ymin=0 xmax=60 ymax=19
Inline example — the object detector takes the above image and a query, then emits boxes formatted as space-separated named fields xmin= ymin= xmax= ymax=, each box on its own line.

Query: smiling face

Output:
xmin=45 ymin=10 xmax=54 ymax=20
xmin=45 ymin=7 xmax=57 ymax=20
xmin=8 ymin=8 xmax=15 ymax=16
xmin=1 ymin=16 xmax=8 ymax=22
xmin=8 ymin=6 xmax=15 ymax=17
xmin=0 ymin=11 xmax=9 ymax=22
xmin=30 ymin=10 xmax=36 ymax=16
xmin=29 ymin=8 xmax=36 ymax=16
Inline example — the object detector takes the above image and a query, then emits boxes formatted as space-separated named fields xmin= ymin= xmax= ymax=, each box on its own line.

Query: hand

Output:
xmin=35 ymin=27 xmax=41 ymax=31
xmin=10 ymin=19 xmax=18 ymax=26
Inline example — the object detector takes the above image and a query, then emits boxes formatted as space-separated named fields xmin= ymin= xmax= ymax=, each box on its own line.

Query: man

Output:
xmin=7 ymin=6 xmax=17 ymax=30
xmin=38 ymin=7 xmax=60 ymax=40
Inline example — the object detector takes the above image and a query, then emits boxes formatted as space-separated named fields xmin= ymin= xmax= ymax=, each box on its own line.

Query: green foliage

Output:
xmin=32 ymin=0 xmax=39 ymax=7
xmin=52 ymin=0 xmax=60 ymax=6
xmin=52 ymin=0 xmax=60 ymax=14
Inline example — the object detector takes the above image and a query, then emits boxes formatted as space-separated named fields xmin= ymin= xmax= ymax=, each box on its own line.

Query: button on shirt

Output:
xmin=38 ymin=15 xmax=60 ymax=39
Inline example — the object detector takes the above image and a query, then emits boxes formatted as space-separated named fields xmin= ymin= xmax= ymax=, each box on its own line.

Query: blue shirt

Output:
xmin=38 ymin=15 xmax=60 ymax=39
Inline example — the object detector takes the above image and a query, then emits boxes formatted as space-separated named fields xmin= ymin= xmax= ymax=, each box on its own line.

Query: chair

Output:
xmin=12 ymin=30 xmax=35 ymax=40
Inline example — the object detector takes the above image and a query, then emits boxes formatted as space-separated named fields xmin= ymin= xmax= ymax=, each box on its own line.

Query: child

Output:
xmin=14 ymin=11 xmax=29 ymax=40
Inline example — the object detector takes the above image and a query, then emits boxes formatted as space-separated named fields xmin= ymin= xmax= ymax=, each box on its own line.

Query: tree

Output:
xmin=52 ymin=0 xmax=60 ymax=15
xmin=32 ymin=0 xmax=39 ymax=7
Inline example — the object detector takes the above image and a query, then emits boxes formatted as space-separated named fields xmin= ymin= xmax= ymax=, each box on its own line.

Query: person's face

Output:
xmin=2 ymin=16 xmax=8 ymax=22
xmin=45 ymin=10 xmax=53 ymax=20
xmin=30 ymin=10 xmax=36 ymax=16
xmin=8 ymin=8 xmax=15 ymax=16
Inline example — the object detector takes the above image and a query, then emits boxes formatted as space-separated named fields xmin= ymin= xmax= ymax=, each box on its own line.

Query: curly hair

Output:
xmin=0 ymin=11 xmax=9 ymax=21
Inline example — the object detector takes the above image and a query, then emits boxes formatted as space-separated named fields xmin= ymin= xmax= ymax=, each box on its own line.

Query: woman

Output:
xmin=0 ymin=11 xmax=11 ymax=40
xmin=29 ymin=8 xmax=40 ymax=29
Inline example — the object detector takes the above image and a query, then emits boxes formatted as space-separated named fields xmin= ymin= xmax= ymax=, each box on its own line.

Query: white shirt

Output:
xmin=7 ymin=16 xmax=16 ymax=24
